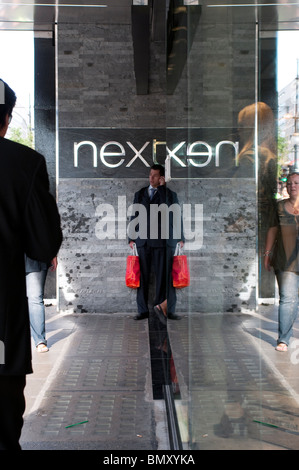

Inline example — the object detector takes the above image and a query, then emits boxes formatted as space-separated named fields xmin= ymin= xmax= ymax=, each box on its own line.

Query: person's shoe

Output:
xmin=36 ymin=343 xmax=49 ymax=353
xmin=168 ymin=312 xmax=181 ymax=320
xmin=154 ymin=304 xmax=167 ymax=325
xmin=275 ymin=342 xmax=288 ymax=352
xmin=134 ymin=312 xmax=149 ymax=320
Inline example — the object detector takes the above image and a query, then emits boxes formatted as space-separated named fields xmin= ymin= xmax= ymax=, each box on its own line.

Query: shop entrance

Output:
xmin=0 ymin=27 xmax=56 ymax=299
xmin=259 ymin=23 xmax=299 ymax=300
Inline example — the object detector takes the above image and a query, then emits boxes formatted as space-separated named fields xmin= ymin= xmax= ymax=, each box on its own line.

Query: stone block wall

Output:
xmin=56 ymin=6 xmax=258 ymax=314
xmin=58 ymin=177 xmax=256 ymax=314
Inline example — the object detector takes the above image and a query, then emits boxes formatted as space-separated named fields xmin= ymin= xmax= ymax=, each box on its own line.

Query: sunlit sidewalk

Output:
xmin=168 ymin=304 xmax=299 ymax=450
xmin=20 ymin=307 xmax=168 ymax=451
xmin=20 ymin=303 xmax=299 ymax=451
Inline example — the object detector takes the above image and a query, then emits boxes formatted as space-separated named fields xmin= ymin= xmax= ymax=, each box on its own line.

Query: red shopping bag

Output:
xmin=125 ymin=243 xmax=140 ymax=288
xmin=172 ymin=243 xmax=190 ymax=288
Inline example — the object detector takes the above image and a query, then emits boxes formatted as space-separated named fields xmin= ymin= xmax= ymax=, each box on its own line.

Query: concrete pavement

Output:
xmin=20 ymin=302 xmax=299 ymax=451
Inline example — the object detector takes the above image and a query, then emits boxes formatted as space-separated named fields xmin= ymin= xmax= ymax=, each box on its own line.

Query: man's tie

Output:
xmin=150 ymin=188 xmax=156 ymax=200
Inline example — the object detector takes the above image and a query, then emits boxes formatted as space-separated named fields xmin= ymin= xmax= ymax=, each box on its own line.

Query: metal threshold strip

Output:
xmin=163 ymin=384 xmax=183 ymax=450
xmin=148 ymin=314 xmax=183 ymax=450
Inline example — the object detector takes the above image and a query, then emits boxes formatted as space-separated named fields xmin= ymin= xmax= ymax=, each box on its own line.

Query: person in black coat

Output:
xmin=0 ymin=79 xmax=62 ymax=450
xmin=129 ymin=164 xmax=184 ymax=320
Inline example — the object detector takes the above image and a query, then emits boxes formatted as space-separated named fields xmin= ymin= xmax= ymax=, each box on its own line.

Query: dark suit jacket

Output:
xmin=129 ymin=184 xmax=184 ymax=248
xmin=0 ymin=136 xmax=62 ymax=375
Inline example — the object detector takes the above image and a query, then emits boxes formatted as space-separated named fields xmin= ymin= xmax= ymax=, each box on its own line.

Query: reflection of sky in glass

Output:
xmin=0 ymin=30 xmax=34 ymax=130
xmin=278 ymin=31 xmax=299 ymax=91
xmin=0 ymin=17 xmax=298 ymax=123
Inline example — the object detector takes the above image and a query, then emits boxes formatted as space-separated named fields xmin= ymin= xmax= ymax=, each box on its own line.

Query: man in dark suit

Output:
xmin=129 ymin=164 xmax=184 ymax=320
xmin=0 ymin=79 xmax=62 ymax=450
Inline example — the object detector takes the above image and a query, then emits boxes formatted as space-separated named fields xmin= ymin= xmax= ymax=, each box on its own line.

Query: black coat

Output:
xmin=0 ymin=137 xmax=62 ymax=375
xmin=129 ymin=185 xmax=184 ymax=248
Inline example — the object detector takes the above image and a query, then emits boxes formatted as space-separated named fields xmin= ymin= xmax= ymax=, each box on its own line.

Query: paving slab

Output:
xmin=20 ymin=309 xmax=162 ymax=451
xmin=168 ymin=305 xmax=299 ymax=450
xmin=20 ymin=302 xmax=299 ymax=452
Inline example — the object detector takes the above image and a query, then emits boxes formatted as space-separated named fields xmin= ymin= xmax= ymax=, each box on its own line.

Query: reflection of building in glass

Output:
xmin=278 ymin=63 xmax=299 ymax=169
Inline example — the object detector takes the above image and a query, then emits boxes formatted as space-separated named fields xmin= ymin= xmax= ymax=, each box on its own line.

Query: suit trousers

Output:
xmin=0 ymin=375 xmax=26 ymax=450
xmin=137 ymin=244 xmax=176 ymax=314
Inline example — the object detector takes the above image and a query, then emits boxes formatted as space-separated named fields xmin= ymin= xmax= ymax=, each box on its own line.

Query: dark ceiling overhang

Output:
xmin=131 ymin=4 xmax=150 ymax=95
xmin=0 ymin=1 xmax=132 ymax=31
xmin=2 ymin=1 xmax=299 ymax=95
xmin=166 ymin=1 xmax=201 ymax=95
xmin=130 ymin=0 xmax=201 ymax=95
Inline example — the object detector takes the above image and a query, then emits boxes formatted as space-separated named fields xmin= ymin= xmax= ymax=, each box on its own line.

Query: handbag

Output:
xmin=125 ymin=243 xmax=140 ymax=288
xmin=172 ymin=243 xmax=190 ymax=288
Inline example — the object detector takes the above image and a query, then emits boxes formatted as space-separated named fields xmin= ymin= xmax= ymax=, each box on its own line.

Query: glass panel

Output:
xmin=3 ymin=0 xmax=299 ymax=453
xmin=167 ymin=1 xmax=299 ymax=450
xmin=167 ymin=1 xmax=257 ymax=449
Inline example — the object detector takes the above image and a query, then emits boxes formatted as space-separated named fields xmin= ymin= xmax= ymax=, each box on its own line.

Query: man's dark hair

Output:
xmin=151 ymin=163 xmax=165 ymax=177
xmin=0 ymin=79 xmax=16 ymax=129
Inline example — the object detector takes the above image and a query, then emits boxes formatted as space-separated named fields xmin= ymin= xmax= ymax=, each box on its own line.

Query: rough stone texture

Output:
xmin=58 ymin=23 xmax=167 ymax=129
xmin=57 ymin=7 xmax=258 ymax=314
xmin=57 ymin=177 xmax=256 ymax=314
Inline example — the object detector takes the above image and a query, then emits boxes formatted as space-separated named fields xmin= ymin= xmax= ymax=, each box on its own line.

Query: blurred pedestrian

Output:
xmin=0 ymin=79 xmax=62 ymax=449
xmin=264 ymin=172 xmax=299 ymax=351
xmin=26 ymin=256 xmax=58 ymax=353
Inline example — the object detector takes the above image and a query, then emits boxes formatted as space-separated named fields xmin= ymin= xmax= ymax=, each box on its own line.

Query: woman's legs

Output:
xmin=276 ymin=270 xmax=299 ymax=346
xmin=26 ymin=270 xmax=48 ymax=347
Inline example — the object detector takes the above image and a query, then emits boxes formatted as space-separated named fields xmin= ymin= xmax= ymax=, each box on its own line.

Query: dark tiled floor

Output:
xmin=168 ymin=305 xmax=299 ymax=450
xmin=21 ymin=312 xmax=159 ymax=450
xmin=21 ymin=303 xmax=299 ymax=450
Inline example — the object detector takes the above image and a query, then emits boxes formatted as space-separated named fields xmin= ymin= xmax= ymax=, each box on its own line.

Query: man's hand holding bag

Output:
xmin=172 ymin=243 xmax=190 ymax=288
xmin=125 ymin=243 xmax=140 ymax=289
